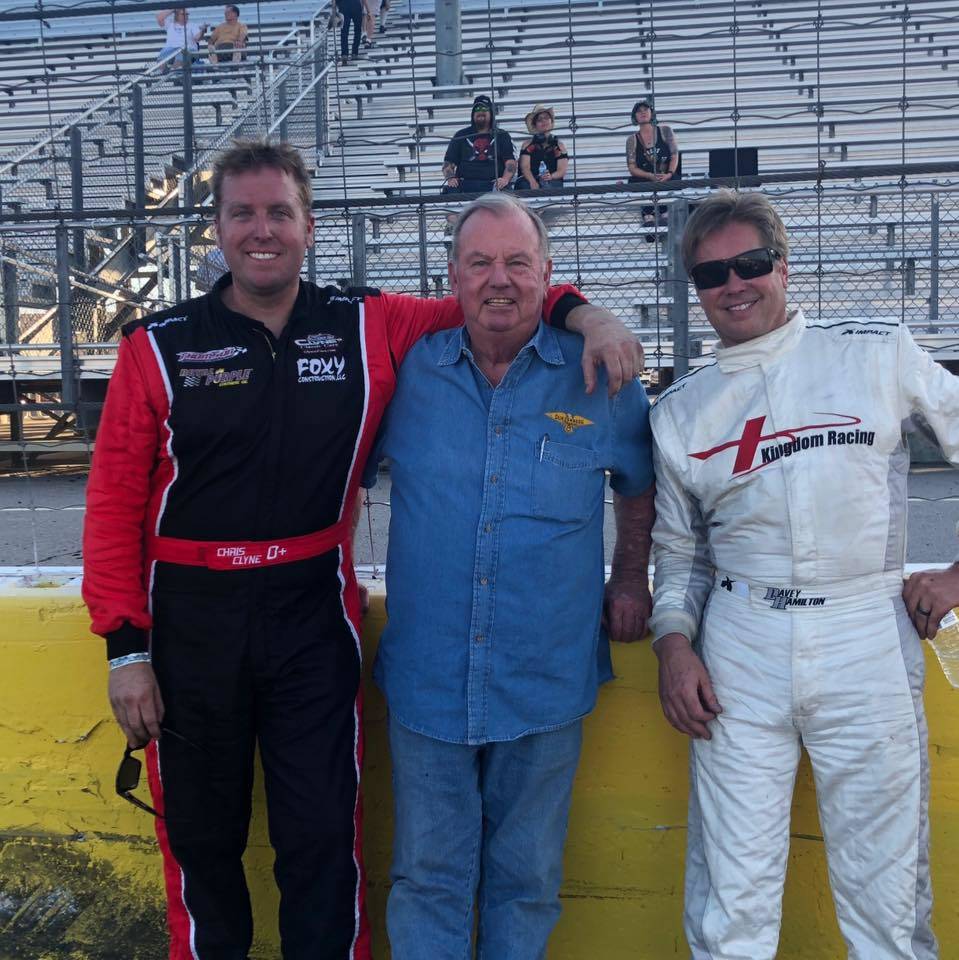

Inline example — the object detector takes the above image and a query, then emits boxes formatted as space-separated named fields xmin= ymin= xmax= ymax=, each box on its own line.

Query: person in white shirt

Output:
xmin=156 ymin=8 xmax=207 ymax=67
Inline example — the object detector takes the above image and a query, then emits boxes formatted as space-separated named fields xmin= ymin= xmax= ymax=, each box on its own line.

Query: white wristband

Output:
xmin=109 ymin=652 xmax=152 ymax=671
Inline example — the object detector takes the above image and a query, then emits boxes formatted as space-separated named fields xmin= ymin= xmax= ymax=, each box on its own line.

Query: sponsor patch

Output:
xmin=179 ymin=366 xmax=253 ymax=388
xmin=546 ymin=411 xmax=594 ymax=434
xmin=147 ymin=315 xmax=188 ymax=330
xmin=762 ymin=588 xmax=828 ymax=610
xmin=177 ymin=346 xmax=248 ymax=363
xmin=294 ymin=333 xmax=342 ymax=354
xmin=297 ymin=356 xmax=347 ymax=383
xmin=690 ymin=413 xmax=874 ymax=477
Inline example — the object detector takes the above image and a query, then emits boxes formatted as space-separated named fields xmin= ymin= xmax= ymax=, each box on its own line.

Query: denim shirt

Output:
xmin=368 ymin=321 xmax=654 ymax=745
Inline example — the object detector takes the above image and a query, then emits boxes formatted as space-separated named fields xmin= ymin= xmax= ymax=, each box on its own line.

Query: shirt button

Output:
xmin=475 ymin=634 xmax=485 ymax=644
xmin=490 ymin=474 xmax=498 ymax=484
xmin=484 ymin=524 xmax=492 ymax=533
xmin=479 ymin=577 xmax=488 ymax=586
xmin=494 ymin=426 xmax=503 ymax=436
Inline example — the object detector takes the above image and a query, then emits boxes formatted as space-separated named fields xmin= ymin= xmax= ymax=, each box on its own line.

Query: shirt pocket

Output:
xmin=531 ymin=436 xmax=602 ymax=522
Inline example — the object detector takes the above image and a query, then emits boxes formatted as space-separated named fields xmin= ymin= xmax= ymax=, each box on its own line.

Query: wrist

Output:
xmin=653 ymin=632 xmax=691 ymax=658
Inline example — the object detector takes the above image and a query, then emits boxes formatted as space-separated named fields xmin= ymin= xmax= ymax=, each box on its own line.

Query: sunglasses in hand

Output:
xmin=689 ymin=247 xmax=783 ymax=290
xmin=115 ymin=727 xmax=203 ymax=818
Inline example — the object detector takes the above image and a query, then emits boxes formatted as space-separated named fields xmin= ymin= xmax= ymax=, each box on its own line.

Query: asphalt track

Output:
xmin=1 ymin=464 xmax=957 ymax=569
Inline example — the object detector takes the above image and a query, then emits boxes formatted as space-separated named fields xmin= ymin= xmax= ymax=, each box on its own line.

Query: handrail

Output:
xmin=0 ymin=1 xmax=331 ymax=181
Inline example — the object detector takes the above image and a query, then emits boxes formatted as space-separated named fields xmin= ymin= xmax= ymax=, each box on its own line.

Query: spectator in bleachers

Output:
xmin=208 ymin=5 xmax=248 ymax=64
xmin=625 ymin=99 xmax=680 ymax=226
xmin=515 ymin=103 xmax=568 ymax=190
xmin=336 ymin=0 xmax=364 ymax=66
xmin=156 ymin=8 xmax=208 ymax=68
xmin=442 ymin=95 xmax=516 ymax=193
xmin=361 ymin=0 xmax=378 ymax=48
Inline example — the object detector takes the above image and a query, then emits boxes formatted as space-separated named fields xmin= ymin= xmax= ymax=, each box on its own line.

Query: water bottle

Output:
xmin=537 ymin=160 xmax=548 ymax=187
xmin=927 ymin=608 xmax=959 ymax=687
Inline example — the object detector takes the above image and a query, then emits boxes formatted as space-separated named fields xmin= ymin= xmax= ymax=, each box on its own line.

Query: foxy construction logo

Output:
xmin=690 ymin=413 xmax=875 ymax=477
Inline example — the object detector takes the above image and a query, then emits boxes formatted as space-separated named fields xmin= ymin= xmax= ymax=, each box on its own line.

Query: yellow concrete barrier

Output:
xmin=1 ymin=573 xmax=957 ymax=958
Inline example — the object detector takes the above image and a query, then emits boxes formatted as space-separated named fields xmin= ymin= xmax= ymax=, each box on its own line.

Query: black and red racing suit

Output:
xmin=82 ymin=273 xmax=582 ymax=960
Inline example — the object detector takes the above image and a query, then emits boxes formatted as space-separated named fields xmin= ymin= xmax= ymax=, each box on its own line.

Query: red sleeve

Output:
xmin=82 ymin=331 xmax=165 ymax=655
xmin=378 ymin=283 xmax=587 ymax=367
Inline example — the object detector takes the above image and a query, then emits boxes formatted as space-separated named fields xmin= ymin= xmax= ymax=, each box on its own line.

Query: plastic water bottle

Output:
xmin=927 ymin=608 xmax=959 ymax=687
xmin=537 ymin=160 xmax=548 ymax=186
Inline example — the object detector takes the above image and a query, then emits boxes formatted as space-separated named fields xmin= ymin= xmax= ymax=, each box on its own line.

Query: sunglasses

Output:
xmin=689 ymin=247 xmax=783 ymax=290
xmin=115 ymin=727 xmax=202 ymax=818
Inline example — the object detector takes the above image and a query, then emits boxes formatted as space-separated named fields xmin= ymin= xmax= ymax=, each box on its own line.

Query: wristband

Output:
xmin=109 ymin=652 xmax=152 ymax=671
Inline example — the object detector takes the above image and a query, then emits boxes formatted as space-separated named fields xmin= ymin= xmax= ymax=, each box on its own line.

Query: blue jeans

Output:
xmin=386 ymin=718 xmax=583 ymax=960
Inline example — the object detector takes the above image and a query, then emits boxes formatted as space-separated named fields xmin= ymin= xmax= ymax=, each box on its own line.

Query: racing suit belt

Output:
xmin=146 ymin=518 xmax=351 ymax=570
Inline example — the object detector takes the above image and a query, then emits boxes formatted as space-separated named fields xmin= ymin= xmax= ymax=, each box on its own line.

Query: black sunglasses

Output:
xmin=689 ymin=247 xmax=782 ymax=290
xmin=115 ymin=727 xmax=202 ymax=818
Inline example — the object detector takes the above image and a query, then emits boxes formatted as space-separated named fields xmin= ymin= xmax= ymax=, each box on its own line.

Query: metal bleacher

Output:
xmin=298 ymin=0 xmax=959 ymax=365
xmin=1 ymin=0 xmax=958 ymax=454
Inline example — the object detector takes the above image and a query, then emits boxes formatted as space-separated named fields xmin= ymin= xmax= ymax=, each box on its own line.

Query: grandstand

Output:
xmin=0 ymin=0 xmax=958 ymax=455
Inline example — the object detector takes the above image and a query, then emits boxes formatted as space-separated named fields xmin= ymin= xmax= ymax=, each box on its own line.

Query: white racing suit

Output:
xmin=649 ymin=309 xmax=959 ymax=959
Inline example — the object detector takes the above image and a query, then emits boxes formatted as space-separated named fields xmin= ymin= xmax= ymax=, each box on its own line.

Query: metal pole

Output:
xmin=667 ymin=198 xmax=690 ymax=379
xmin=417 ymin=206 xmax=430 ymax=298
xmin=436 ymin=0 xmax=463 ymax=94
xmin=279 ymin=77 xmax=289 ymax=141
xmin=929 ymin=194 xmax=940 ymax=331
xmin=307 ymin=229 xmax=317 ymax=284
xmin=313 ymin=47 xmax=326 ymax=161
xmin=182 ymin=55 xmax=195 ymax=208
xmin=55 ymin=225 xmax=78 ymax=408
xmin=351 ymin=213 xmax=367 ymax=285
xmin=156 ymin=235 xmax=167 ymax=303
xmin=132 ymin=83 xmax=147 ymax=258
xmin=2 ymin=241 xmax=17 ymax=344
xmin=69 ymin=126 xmax=85 ymax=270
xmin=172 ymin=235 xmax=183 ymax=303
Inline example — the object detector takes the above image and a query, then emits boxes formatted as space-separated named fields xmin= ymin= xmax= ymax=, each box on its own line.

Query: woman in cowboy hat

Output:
xmin=516 ymin=103 xmax=569 ymax=190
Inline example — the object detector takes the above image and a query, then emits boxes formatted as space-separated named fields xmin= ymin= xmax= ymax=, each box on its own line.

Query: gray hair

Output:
xmin=681 ymin=190 xmax=789 ymax=273
xmin=449 ymin=192 xmax=550 ymax=263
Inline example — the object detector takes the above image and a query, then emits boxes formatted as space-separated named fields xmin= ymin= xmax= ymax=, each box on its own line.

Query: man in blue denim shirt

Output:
xmin=365 ymin=193 xmax=655 ymax=959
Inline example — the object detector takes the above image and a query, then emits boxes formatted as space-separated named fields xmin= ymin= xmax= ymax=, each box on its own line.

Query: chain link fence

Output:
xmin=2 ymin=176 xmax=957 ymax=448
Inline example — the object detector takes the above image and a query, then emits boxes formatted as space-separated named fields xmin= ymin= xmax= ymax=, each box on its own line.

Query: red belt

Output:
xmin=146 ymin=519 xmax=351 ymax=571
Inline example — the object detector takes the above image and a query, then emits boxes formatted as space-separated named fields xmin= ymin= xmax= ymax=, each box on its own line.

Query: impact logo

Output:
xmin=546 ymin=411 xmax=594 ymax=434
xmin=177 ymin=346 xmax=247 ymax=363
xmin=294 ymin=333 xmax=342 ymax=354
xmin=690 ymin=413 xmax=875 ymax=477
xmin=148 ymin=315 xmax=188 ymax=330
xmin=297 ymin=356 xmax=346 ymax=383
xmin=842 ymin=328 xmax=891 ymax=337
xmin=179 ymin=366 xmax=253 ymax=388
xmin=328 ymin=294 xmax=363 ymax=304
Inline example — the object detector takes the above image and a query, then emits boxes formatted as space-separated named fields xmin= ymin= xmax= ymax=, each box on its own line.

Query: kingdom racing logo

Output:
xmin=690 ymin=413 xmax=875 ymax=477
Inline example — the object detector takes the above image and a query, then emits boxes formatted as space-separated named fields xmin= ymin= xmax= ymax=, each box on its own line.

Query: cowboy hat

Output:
xmin=524 ymin=104 xmax=556 ymax=133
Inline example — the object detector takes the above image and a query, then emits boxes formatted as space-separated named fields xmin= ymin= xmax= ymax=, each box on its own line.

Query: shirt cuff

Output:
xmin=547 ymin=291 xmax=586 ymax=331
xmin=649 ymin=609 xmax=700 ymax=647
xmin=105 ymin=621 xmax=149 ymax=661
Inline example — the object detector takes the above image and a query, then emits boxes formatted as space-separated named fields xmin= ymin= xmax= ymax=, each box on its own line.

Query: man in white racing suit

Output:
xmin=649 ymin=190 xmax=959 ymax=959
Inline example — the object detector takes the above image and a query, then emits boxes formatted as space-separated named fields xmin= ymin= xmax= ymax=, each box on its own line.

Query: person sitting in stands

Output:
xmin=442 ymin=95 xmax=516 ymax=193
xmin=626 ymin=98 xmax=679 ymax=226
xmin=516 ymin=103 xmax=568 ymax=190
xmin=209 ymin=5 xmax=248 ymax=64
xmin=156 ymin=8 xmax=207 ymax=68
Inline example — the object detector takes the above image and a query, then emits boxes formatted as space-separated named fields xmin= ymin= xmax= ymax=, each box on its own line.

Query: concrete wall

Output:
xmin=1 ymin=571 xmax=957 ymax=958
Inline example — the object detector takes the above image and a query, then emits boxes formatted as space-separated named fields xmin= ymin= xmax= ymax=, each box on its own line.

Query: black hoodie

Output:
xmin=443 ymin=96 xmax=515 ymax=185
